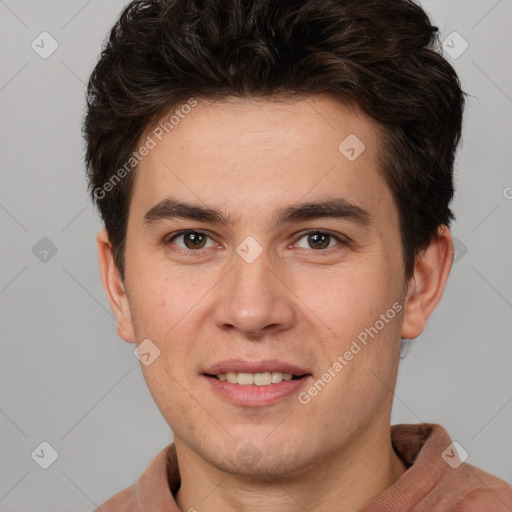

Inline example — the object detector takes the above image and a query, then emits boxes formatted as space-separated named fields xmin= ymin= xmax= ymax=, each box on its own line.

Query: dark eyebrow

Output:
xmin=143 ymin=197 xmax=371 ymax=228
xmin=143 ymin=198 xmax=229 ymax=227
xmin=272 ymin=198 xmax=371 ymax=228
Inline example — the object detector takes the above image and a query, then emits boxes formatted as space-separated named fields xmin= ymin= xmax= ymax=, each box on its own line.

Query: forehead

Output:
xmin=142 ymin=95 xmax=379 ymax=164
xmin=129 ymin=95 xmax=393 ymax=225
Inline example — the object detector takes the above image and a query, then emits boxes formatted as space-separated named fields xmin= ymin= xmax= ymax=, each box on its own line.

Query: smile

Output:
xmin=211 ymin=371 xmax=304 ymax=386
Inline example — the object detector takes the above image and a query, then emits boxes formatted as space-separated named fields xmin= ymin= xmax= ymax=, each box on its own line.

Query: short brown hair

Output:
xmin=84 ymin=0 xmax=465 ymax=280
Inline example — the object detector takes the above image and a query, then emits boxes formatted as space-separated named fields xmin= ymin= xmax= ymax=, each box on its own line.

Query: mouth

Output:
xmin=205 ymin=371 xmax=309 ymax=386
xmin=201 ymin=359 xmax=312 ymax=406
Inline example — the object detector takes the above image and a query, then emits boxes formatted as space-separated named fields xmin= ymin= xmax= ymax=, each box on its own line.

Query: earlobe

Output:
xmin=96 ymin=230 xmax=136 ymax=343
xmin=401 ymin=225 xmax=454 ymax=339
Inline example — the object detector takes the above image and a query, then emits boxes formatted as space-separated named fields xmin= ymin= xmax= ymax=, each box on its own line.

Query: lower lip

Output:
xmin=203 ymin=375 xmax=311 ymax=407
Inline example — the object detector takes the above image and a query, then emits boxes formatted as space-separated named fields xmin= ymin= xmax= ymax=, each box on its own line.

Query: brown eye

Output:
xmin=183 ymin=232 xmax=206 ymax=249
xmin=308 ymin=232 xmax=330 ymax=249
xmin=295 ymin=231 xmax=341 ymax=250
xmin=168 ymin=231 xmax=214 ymax=250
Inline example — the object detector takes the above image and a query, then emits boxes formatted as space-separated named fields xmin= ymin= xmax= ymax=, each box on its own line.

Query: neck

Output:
xmin=174 ymin=422 xmax=407 ymax=512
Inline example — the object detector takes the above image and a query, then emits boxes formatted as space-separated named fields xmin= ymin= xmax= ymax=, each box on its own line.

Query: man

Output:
xmin=84 ymin=0 xmax=512 ymax=510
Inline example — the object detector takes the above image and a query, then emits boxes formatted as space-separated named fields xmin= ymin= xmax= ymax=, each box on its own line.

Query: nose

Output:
xmin=212 ymin=249 xmax=295 ymax=339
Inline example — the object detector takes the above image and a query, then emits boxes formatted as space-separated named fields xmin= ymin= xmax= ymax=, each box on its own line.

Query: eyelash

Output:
xmin=164 ymin=229 xmax=347 ymax=255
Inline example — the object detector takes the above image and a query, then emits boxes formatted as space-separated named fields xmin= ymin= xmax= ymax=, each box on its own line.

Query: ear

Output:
xmin=401 ymin=225 xmax=454 ymax=339
xmin=97 ymin=229 xmax=135 ymax=343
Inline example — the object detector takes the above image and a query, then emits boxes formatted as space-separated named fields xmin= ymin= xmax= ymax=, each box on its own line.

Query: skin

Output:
xmin=98 ymin=95 xmax=454 ymax=512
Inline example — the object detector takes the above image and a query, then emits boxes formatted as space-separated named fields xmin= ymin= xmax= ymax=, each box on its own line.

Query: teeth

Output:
xmin=216 ymin=371 xmax=295 ymax=385
xmin=237 ymin=372 xmax=255 ymax=385
xmin=254 ymin=372 xmax=271 ymax=386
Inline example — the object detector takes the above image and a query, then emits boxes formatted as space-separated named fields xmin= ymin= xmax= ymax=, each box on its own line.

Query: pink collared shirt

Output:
xmin=95 ymin=423 xmax=512 ymax=511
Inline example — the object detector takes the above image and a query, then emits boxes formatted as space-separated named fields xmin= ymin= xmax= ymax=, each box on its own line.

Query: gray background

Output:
xmin=1 ymin=0 xmax=511 ymax=510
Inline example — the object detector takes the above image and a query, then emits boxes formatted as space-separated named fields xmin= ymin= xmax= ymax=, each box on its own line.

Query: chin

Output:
xmin=213 ymin=451 xmax=307 ymax=482
xmin=205 ymin=435 xmax=317 ymax=481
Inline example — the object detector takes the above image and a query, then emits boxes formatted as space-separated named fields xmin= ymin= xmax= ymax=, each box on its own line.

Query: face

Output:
xmin=105 ymin=95 xmax=416 ymax=479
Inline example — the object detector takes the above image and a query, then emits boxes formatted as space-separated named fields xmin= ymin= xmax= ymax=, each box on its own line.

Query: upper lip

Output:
xmin=203 ymin=359 xmax=310 ymax=376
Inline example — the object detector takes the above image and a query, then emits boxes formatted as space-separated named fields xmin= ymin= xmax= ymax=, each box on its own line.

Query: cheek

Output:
xmin=302 ymin=262 xmax=403 ymax=377
xmin=129 ymin=265 xmax=198 ymax=328
xmin=139 ymin=359 xmax=202 ymax=435
xmin=296 ymin=260 xmax=395 ymax=329
xmin=126 ymin=279 xmax=188 ymax=382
